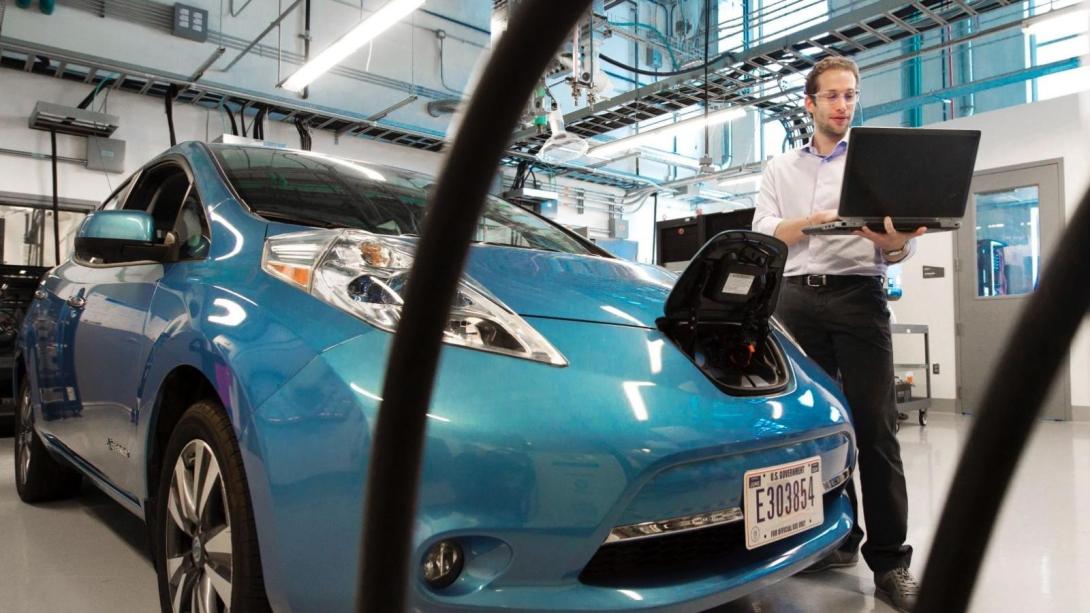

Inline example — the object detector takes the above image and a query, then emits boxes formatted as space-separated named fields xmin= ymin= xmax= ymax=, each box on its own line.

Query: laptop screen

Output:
xmin=838 ymin=127 xmax=981 ymax=218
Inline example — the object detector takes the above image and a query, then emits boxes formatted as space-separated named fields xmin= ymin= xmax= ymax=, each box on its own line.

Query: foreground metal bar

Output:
xmin=917 ymin=185 xmax=1090 ymax=610
xmin=357 ymin=1 xmax=594 ymax=610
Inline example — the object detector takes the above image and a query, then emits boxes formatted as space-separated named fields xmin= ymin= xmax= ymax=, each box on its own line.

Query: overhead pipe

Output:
xmin=917 ymin=184 xmax=1090 ymax=611
xmin=220 ymin=0 xmax=303 ymax=73
xmin=302 ymin=0 xmax=311 ymax=99
xmin=356 ymin=0 xmax=594 ymax=610
xmin=49 ymin=129 xmax=60 ymax=265
xmin=188 ymin=46 xmax=227 ymax=83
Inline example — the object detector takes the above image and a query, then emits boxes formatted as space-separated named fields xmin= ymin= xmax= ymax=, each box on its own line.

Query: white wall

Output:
xmin=893 ymin=91 xmax=1090 ymax=408
xmin=0 ymin=69 xmax=447 ymax=207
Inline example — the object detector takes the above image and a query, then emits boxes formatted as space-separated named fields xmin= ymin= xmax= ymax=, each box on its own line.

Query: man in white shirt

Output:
xmin=752 ymin=57 xmax=924 ymax=613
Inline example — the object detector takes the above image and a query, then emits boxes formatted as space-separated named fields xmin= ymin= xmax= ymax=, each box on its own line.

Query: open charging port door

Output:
xmin=658 ymin=230 xmax=790 ymax=396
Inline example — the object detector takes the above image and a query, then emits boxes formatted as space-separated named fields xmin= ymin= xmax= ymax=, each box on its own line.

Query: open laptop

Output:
xmin=803 ymin=127 xmax=981 ymax=235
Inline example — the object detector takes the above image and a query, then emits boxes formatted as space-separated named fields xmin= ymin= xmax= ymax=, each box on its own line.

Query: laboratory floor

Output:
xmin=2 ymin=413 xmax=1088 ymax=612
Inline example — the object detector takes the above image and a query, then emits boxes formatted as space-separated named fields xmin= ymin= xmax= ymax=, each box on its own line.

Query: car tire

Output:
xmin=154 ymin=399 xmax=271 ymax=613
xmin=13 ymin=380 xmax=82 ymax=503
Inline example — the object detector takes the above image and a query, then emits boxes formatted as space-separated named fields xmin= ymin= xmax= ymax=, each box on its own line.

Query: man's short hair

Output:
xmin=804 ymin=57 xmax=860 ymax=95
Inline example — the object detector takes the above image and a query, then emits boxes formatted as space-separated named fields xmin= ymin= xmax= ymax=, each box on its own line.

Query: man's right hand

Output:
xmin=775 ymin=210 xmax=839 ymax=246
xmin=808 ymin=210 xmax=840 ymax=226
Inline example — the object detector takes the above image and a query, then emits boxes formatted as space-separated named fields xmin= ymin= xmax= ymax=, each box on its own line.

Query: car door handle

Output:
xmin=34 ymin=289 xmax=47 ymax=300
xmin=67 ymin=296 xmax=86 ymax=310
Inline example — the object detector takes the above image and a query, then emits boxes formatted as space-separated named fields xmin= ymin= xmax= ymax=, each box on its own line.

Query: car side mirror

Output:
xmin=75 ymin=210 xmax=180 ymax=264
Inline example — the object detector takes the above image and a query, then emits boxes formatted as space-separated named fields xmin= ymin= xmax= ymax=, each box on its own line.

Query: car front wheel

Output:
xmin=14 ymin=380 xmax=81 ymax=502
xmin=155 ymin=399 xmax=270 ymax=613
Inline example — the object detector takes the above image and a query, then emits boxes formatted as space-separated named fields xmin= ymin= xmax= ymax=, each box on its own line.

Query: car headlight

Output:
xmin=262 ymin=229 xmax=567 ymax=366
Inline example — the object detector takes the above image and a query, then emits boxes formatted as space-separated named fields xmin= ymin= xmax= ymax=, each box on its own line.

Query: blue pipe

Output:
xmin=865 ymin=57 xmax=1082 ymax=120
xmin=609 ymin=21 xmax=681 ymax=69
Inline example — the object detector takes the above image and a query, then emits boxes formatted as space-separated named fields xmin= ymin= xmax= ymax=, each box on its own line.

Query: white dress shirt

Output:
xmin=752 ymin=132 xmax=915 ymax=277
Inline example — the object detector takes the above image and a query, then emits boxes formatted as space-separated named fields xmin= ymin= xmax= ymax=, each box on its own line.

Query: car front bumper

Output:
xmin=245 ymin=316 xmax=856 ymax=612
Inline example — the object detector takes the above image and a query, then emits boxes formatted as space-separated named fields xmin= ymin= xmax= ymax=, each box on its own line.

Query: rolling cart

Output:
xmin=892 ymin=323 xmax=931 ymax=428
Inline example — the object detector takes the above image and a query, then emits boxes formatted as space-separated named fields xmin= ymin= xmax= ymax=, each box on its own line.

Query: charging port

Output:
xmin=658 ymin=231 xmax=790 ymax=396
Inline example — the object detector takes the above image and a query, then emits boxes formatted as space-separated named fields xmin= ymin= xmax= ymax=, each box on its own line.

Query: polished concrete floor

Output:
xmin=2 ymin=413 xmax=1089 ymax=612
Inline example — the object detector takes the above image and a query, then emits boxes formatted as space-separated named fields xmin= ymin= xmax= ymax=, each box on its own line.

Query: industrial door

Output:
xmin=955 ymin=160 xmax=1069 ymax=420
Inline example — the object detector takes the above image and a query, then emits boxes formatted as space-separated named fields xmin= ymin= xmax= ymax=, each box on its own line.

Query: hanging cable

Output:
xmin=436 ymin=30 xmax=462 ymax=95
xmin=357 ymin=0 xmax=594 ymax=610
xmin=165 ymin=84 xmax=179 ymax=147
xmin=598 ymin=48 xmax=734 ymax=77
xmin=253 ymin=105 xmax=267 ymax=140
xmin=224 ymin=105 xmax=239 ymax=136
xmin=294 ymin=117 xmax=312 ymax=151
xmin=77 ymin=75 xmax=114 ymax=110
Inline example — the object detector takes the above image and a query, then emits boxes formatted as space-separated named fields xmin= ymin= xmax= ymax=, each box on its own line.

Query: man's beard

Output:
xmin=817 ymin=117 xmax=849 ymax=140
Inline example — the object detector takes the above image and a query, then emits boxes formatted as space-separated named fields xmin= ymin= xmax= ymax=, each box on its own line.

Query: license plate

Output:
xmin=743 ymin=456 xmax=823 ymax=550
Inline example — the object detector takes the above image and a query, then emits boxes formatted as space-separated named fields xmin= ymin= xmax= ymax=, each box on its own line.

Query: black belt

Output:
xmin=785 ymin=274 xmax=881 ymax=288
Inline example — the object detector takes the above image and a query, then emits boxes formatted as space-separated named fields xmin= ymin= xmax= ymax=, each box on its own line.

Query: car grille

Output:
xmin=579 ymin=519 xmax=747 ymax=587
xmin=579 ymin=489 xmax=841 ymax=588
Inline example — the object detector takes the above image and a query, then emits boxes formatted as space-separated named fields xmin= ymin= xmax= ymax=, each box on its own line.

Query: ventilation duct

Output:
xmin=28 ymin=101 xmax=119 ymax=137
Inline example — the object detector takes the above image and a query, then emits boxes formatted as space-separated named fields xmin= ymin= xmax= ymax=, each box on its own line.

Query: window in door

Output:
xmin=974 ymin=185 xmax=1041 ymax=297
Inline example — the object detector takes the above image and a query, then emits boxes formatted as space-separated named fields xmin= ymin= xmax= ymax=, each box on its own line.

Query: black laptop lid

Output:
xmin=839 ymin=127 xmax=981 ymax=218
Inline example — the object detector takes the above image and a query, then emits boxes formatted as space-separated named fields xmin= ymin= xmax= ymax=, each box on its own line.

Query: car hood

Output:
xmin=463 ymin=245 xmax=675 ymax=329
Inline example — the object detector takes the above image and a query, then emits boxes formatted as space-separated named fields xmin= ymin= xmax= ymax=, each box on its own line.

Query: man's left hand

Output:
xmin=854 ymin=216 xmax=926 ymax=252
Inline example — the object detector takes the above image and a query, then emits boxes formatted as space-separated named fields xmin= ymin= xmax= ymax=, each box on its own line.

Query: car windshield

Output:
xmin=211 ymin=145 xmax=592 ymax=255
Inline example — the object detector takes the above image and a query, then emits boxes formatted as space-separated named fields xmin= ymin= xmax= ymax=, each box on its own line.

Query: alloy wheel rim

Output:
xmin=164 ymin=439 xmax=233 ymax=613
xmin=15 ymin=387 xmax=33 ymax=485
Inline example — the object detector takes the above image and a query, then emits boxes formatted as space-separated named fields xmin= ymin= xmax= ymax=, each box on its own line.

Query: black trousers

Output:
xmin=776 ymin=275 xmax=912 ymax=572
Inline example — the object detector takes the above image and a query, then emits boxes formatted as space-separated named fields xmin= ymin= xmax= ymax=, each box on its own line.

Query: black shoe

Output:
xmin=874 ymin=567 xmax=920 ymax=612
xmin=800 ymin=548 xmax=859 ymax=574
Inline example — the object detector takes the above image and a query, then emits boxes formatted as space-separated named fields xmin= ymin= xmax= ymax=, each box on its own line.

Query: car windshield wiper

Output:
xmin=470 ymin=240 xmax=564 ymax=253
xmin=256 ymin=211 xmax=342 ymax=229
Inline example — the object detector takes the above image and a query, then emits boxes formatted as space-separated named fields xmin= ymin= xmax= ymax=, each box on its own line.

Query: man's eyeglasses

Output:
xmin=809 ymin=90 xmax=860 ymax=105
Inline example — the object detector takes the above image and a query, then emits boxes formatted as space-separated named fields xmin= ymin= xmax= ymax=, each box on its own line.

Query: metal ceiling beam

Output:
xmin=510 ymin=0 xmax=1010 ymax=151
xmin=514 ymin=0 xmax=916 ymax=141
xmin=221 ymin=0 xmax=303 ymax=73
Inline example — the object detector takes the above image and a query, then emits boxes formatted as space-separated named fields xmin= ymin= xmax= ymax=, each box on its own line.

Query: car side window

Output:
xmin=124 ymin=164 xmax=193 ymax=243
xmin=100 ymin=176 xmax=136 ymax=211
xmin=97 ymin=161 xmax=211 ymax=263
xmin=173 ymin=194 xmax=211 ymax=260
xmin=122 ymin=162 xmax=209 ymax=257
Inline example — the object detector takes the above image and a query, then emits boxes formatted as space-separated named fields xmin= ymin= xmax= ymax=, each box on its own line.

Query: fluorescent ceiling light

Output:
xmin=635 ymin=147 xmax=704 ymax=170
xmin=1022 ymin=5 xmax=1089 ymax=35
xmin=589 ymin=107 xmax=747 ymax=158
xmin=281 ymin=0 xmax=425 ymax=92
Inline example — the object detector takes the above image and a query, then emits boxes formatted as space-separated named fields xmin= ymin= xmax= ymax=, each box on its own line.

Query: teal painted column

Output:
xmin=902 ymin=34 xmax=923 ymax=127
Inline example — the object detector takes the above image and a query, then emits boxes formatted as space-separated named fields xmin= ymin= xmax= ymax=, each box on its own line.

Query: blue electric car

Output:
xmin=14 ymin=142 xmax=855 ymax=612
